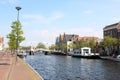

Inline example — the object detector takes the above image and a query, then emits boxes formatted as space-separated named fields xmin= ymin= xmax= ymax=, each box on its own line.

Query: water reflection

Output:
xmin=25 ymin=52 xmax=120 ymax=80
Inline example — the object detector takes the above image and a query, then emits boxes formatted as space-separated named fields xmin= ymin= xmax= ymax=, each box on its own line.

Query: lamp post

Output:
xmin=15 ymin=6 xmax=21 ymax=62
xmin=16 ymin=6 xmax=21 ymax=21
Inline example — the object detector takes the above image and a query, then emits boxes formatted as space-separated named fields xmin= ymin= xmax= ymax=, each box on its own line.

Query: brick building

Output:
xmin=103 ymin=22 xmax=120 ymax=55
xmin=103 ymin=22 xmax=120 ymax=39
xmin=56 ymin=33 xmax=98 ymax=53
xmin=0 ymin=37 xmax=4 ymax=50
xmin=56 ymin=33 xmax=78 ymax=52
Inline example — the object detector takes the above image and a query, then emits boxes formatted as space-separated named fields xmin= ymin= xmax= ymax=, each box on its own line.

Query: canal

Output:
xmin=25 ymin=52 xmax=120 ymax=80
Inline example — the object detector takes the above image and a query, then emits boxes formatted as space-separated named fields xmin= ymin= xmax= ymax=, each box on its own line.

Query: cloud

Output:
xmin=22 ymin=12 xmax=64 ymax=25
xmin=113 ymin=18 xmax=120 ymax=21
xmin=21 ymin=27 xmax=103 ymax=46
xmin=83 ymin=10 xmax=94 ymax=14
xmin=22 ymin=29 xmax=57 ymax=46
xmin=0 ymin=0 xmax=19 ymax=4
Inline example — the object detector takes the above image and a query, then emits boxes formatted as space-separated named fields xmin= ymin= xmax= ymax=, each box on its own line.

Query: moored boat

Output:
xmin=17 ymin=51 xmax=27 ymax=58
xmin=70 ymin=47 xmax=100 ymax=59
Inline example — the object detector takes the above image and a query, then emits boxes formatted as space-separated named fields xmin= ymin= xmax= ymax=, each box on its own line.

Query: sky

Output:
xmin=1 ymin=0 xmax=120 ymax=47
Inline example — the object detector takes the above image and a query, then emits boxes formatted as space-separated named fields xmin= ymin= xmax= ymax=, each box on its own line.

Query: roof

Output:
xmin=73 ymin=36 xmax=98 ymax=42
xmin=60 ymin=34 xmax=79 ymax=41
xmin=103 ymin=22 xmax=120 ymax=31
xmin=104 ymin=22 xmax=118 ymax=29
xmin=81 ymin=47 xmax=91 ymax=49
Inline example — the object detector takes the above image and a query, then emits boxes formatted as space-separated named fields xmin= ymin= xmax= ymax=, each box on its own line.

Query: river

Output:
xmin=25 ymin=52 xmax=120 ymax=80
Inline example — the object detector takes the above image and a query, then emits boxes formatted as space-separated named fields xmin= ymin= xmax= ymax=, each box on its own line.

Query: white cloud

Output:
xmin=21 ymin=27 xmax=103 ymax=46
xmin=0 ymin=0 xmax=19 ymax=4
xmin=113 ymin=18 xmax=120 ymax=21
xmin=83 ymin=10 xmax=94 ymax=14
xmin=22 ymin=12 xmax=64 ymax=25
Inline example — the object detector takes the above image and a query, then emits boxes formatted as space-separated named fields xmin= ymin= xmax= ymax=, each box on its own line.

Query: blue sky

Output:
xmin=1 ymin=0 xmax=120 ymax=47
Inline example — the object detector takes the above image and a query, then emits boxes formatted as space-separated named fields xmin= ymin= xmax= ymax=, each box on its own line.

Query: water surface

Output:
xmin=25 ymin=52 xmax=120 ymax=80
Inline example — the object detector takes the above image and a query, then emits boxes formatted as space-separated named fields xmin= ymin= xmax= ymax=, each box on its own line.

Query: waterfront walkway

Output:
xmin=101 ymin=56 xmax=120 ymax=62
xmin=0 ymin=51 xmax=43 ymax=80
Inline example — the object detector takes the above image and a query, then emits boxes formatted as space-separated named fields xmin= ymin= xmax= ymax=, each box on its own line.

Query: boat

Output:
xmin=29 ymin=48 xmax=34 ymax=55
xmin=17 ymin=51 xmax=27 ymax=58
xmin=70 ymin=47 xmax=100 ymax=59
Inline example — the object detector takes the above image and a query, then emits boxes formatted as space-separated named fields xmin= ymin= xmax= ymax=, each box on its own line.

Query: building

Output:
xmin=55 ymin=33 xmax=79 ymax=52
xmin=103 ymin=22 xmax=120 ymax=55
xmin=0 ymin=37 xmax=4 ymax=50
xmin=56 ymin=33 xmax=99 ymax=53
xmin=71 ymin=36 xmax=98 ymax=43
xmin=103 ymin=22 xmax=120 ymax=39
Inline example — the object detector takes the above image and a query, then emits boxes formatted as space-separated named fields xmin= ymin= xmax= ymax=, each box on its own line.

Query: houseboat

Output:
xmin=70 ymin=47 xmax=100 ymax=59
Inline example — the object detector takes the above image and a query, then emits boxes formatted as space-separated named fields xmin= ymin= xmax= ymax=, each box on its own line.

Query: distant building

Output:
xmin=72 ymin=36 xmax=99 ymax=53
xmin=0 ymin=37 xmax=4 ymax=50
xmin=71 ymin=36 xmax=98 ymax=43
xmin=55 ymin=33 xmax=99 ymax=53
xmin=103 ymin=22 xmax=120 ymax=55
xmin=56 ymin=33 xmax=79 ymax=52
xmin=103 ymin=22 xmax=120 ymax=39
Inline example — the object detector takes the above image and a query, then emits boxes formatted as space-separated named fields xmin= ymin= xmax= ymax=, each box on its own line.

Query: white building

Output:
xmin=67 ymin=41 xmax=73 ymax=52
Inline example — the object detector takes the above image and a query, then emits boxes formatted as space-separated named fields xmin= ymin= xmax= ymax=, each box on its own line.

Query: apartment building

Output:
xmin=103 ymin=22 xmax=120 ymax=39
xmin=103 ymin=22 xmax=120 ymax=55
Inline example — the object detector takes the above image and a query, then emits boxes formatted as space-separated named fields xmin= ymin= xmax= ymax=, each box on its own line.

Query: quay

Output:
xmin=101 ymin=56 xmax=120 ymax=62
xmin=0 ymin=51 xmax=43 ymax=80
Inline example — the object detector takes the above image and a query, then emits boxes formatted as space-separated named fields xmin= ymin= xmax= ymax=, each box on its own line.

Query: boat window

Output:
xmin=83 ymin=49 xmax=89 ymax=54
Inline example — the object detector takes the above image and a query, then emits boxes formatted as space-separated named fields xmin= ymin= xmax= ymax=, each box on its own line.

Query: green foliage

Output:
xmin=101 ymin=36 xmax=118 ymax=47
xmin=88 ymin=38 xmax=96 ymax=48
xmin=37 ymin=42 xmax=46 ymax=49
xmin=68 ymin=43 xmax=76 ymax=49
xmin=61 ymin=43 xmax=67 ymax=51
xmin=49 ymin=44 xmax=57 ymax=50
xmin=7 ymin=21 xmax=25 ymax=49
xmin=74 ymin=38 xmax=96 ymax=49
xmin=76 ymin=40 xmax=89 ymax=48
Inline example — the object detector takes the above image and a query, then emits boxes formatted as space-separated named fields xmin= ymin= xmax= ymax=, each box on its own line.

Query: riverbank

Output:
xmin=0 ymin=51 xmax=43 ymax=80
xmin=100 ymin=56 xmax=120 ymax=62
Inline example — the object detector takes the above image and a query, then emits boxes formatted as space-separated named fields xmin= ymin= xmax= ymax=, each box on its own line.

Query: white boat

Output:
xmin=70 ymin=47 xmax=100 ymax=59
xmin=17 ymin=51 xmax=27 ymax=58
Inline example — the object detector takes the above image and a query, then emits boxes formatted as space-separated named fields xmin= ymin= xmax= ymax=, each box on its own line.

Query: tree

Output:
xmin=61 ymin=43 xmax=67 ymax=52
xmin=7 ymin=21 xmax=25 ymax=50
xmin=37 ymin=42 xmax=46 ymax=49
xmin=88 ymin=38 xmax=96 ymax=48
xmin=68 ymin=42 xmax=76 ymax=50
xmin=100 ymin=36 xmax=118 ymax=55
xmin=75 ymin=40 xmax=89 ymax=48
xmin=102 ymin=36 xmax=117 ymax=47
xmin=49 ymin=44 xmax=57 ymax=50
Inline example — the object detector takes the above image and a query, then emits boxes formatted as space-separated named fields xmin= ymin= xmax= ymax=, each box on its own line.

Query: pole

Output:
xmin=15 ymin=6 xmax=21 ymax=62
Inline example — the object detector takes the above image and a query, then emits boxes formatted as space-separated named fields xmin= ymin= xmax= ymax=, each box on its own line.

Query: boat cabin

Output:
xmin=81 ymin=47 xmax=91 ymax=56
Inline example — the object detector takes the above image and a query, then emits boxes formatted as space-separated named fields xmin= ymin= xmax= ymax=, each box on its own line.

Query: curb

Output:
xmin=19 ymin=57 xmax=44 ymax=80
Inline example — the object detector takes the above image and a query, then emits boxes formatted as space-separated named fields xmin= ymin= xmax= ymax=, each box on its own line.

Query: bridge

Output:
xmin=34 ymin=48 xmax=67 ymax=55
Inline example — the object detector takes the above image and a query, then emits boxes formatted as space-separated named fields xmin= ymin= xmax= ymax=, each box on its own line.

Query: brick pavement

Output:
xmin=0 ymin=51 xmax=43 ymax=80
xmin=0 ymin=51 xmax=11 ymax=80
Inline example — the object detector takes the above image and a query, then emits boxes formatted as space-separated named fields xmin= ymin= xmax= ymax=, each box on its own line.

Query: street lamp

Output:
xmin=15 ymin=6 xmax=21 ymax=62
xmin=16 ymin=6 xmax=21 ymax=21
